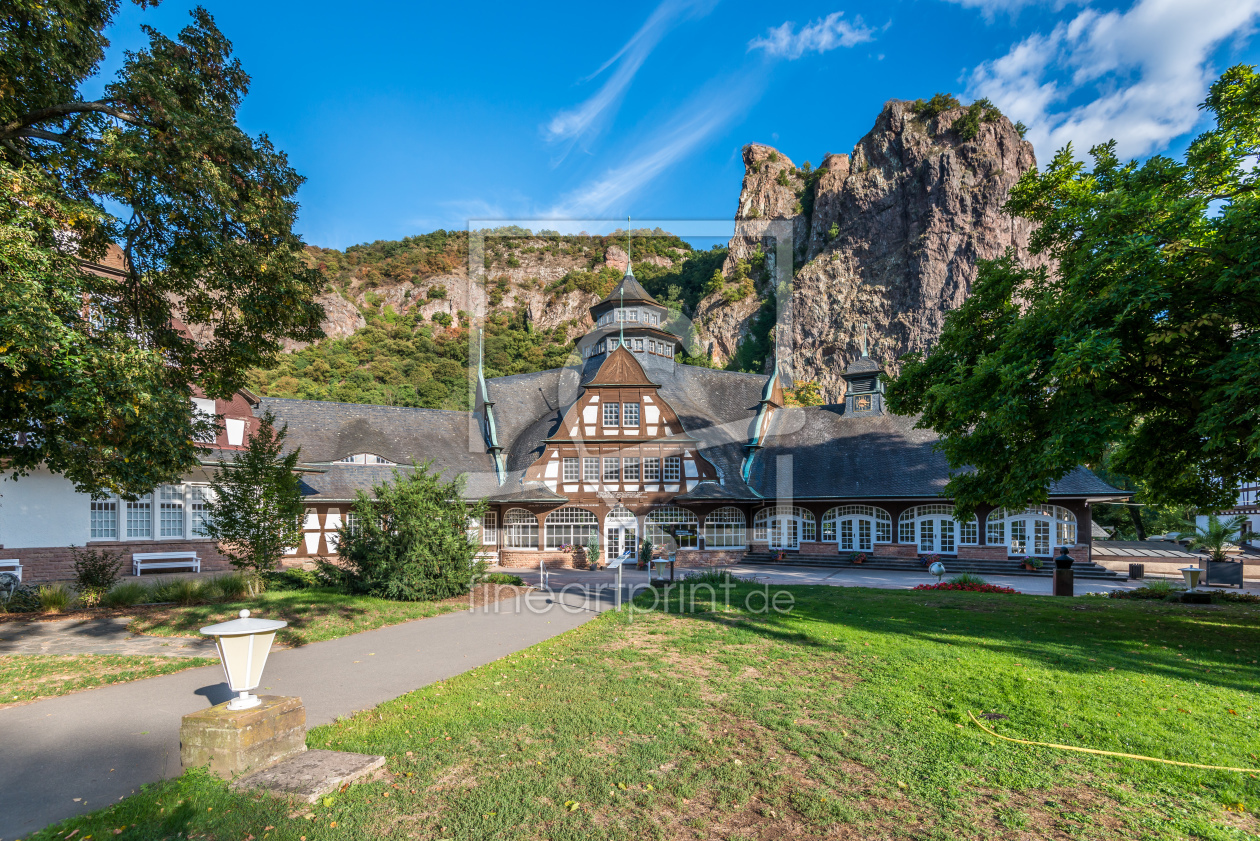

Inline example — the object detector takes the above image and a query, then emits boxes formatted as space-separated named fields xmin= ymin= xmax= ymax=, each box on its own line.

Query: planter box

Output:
xmin=1206 ymin=560 xmax=1244 ymax=588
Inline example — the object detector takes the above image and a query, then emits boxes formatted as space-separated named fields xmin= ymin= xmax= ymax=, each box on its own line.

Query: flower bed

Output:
xmin=913 ymin=583 xmax=1020 ymax=594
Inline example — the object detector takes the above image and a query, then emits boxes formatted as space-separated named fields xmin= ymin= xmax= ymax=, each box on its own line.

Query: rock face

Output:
xmin=697 ymin=100 xmax=1043 ymax=397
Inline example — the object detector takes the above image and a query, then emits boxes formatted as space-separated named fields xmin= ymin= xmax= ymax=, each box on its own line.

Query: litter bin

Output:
xmin=1128 ymin=563 xmax=1144 ymax=580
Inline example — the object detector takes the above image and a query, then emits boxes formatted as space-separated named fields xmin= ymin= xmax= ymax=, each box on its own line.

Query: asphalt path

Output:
xmin=0 ymin=588 xmax=607 ymax=840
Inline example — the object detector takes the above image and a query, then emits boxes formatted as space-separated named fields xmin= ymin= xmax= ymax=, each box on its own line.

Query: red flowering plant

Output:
xmin=849 ymin=552 xmax=867 ymax=564
xmin=914 ymin=582 xmax=1020 ymax=594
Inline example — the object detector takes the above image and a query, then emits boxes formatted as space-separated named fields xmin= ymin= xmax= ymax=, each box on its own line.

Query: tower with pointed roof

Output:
xmin=580 ymin=263 xmax=683 ymax=367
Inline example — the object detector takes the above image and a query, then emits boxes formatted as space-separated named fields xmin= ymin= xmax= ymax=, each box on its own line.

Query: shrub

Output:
xmin=72 ymin=545 xmax=124 ymax=605
xmin=912 ymin=92 xmax=961 ymax=121
xmin=1109 ymin=579 xmax=1186 ymax=600
xmin=1014 ymin=121 xmax=1028 ymax=138
xmin=335 ymin=461 xmax=487 ymax=601
xmin=914 ymin=582 xmax=1019 ymax=594
xmin=265 ymin=568 xmax=323 ymax=591
xmin=776 ymin=170 xmax=791 ymax=187
xmin=3 ymin=584 xmax=41 ymax=612
xmin=1215 ymin=591 xmax=1260 ymax=604
xmin=38 ymin=583 xmax=73 ymax=613
xmin=431 ymin=312 xmax=453 ymax=327
xmin=426 ymin=284 xmax=447 ymax=299
xmin=101 ymin=581 xmax=150 ymax=608
xmin=948 ymin=572 xmax=988 ymax=586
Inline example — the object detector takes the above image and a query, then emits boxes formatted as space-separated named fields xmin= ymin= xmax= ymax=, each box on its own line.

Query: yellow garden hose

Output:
xmin=967 ymin=711 xmax=1260 ymax=774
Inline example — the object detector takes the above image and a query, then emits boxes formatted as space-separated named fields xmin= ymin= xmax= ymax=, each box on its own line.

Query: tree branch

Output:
xmin=0 ymin=101 xmax=148 ymax=141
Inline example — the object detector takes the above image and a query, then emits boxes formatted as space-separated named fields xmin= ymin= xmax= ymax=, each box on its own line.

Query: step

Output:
xmin=739 ymin=553 xmax=1122 ymax=579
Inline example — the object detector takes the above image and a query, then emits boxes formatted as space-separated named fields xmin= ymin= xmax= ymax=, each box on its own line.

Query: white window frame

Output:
xmin=544 ymin=506 xmax=599 ymax=549
xmin=582 ymin=457 xmax=600 ymax=482
xmin=821 ymin=505 xmax=892 ymax=547
xmin=986 ymin=506 xmax=1077 ymax=557
xmin=646 ymin=505 xmax=699 ymax=549
xmin=663 ymin=456 xmax=681 ymax=482
xmin=159 ymin=485 xmax=185 ymax=538
xmin=126 ymin=494 xmax=153 ymax=539
xmin=623 ymin=457 xmax=640 ymax=481
xmin=91 ymin=498 xmax=118 ymax=539
xmin=704 ymin=507 xmax=746 ymax=548
xmin=603 ymin=457 xmax=620 ymax=483
xmin=643 ymin=457 xmax=661 ymax=481
xmin=896 ymin=505 xmax=979 ymax=555
xmin=503 ymin=508 xmax=539 ymax=549
xmin=481 ymin=511 xmax=497 ymax=545
xmin=622 ymin=402 xmax=640 ymax=427
xmin=752 ymin=506 xmax=817 ymax=543
xmin=562 ymin=457 xmax=579 ymax=482
xmin=603 ymin=402 xmax=620 ymax=427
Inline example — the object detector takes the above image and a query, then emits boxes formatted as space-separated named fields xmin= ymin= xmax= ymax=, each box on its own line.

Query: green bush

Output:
xmin=72 ymin=546 xmax=124 ymax=605
xmin=335 ymin=461 xmax=487 ymax=601
xmin=431 ymin=311 xmax=452 ymax=327
xmin=426 ymin=284 xmax=447 ymax=299
xmin=947 ymin=572 xmax=988 ymax=586
xmin=3 ymin=583 xmax=41 ymax=612
xmin=38 ymin=583 xmax=73 ymax=613
xmin=912 ymin=92 xmax=961 ymax=121
xmin=265 ymin=568 xmax=323 ymax=591
xmin=213 ymin=572 xmax=252 ymax=600
xmin=101 ymin=581 xmax=150 ymax=608
xmin=776 ymin=170 xmax=791 ymax=187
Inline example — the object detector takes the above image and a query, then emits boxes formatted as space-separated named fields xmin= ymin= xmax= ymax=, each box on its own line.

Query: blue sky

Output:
xmin=97 ymin=0 xmax=1260 ymax=250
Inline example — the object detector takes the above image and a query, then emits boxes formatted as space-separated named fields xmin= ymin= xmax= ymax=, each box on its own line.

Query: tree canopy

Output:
xmin=886 ymin=66 xmax=1260 ymax=519
xmin=0 ymin=2 xmax=324 ymax=497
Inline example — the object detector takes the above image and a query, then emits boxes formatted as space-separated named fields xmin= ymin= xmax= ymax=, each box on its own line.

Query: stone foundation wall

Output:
xmin=8 ymin=540 xmax=231 ymax=583
xmin=676 ymin=549 xmax=746 ymax=567
xmin=498 ymin=549 xmax=593 ymax=570
xmin=959 ymin=545 xmax=1008 ymax=561
xmin=882 ymin=543 xmax=921 ymax=559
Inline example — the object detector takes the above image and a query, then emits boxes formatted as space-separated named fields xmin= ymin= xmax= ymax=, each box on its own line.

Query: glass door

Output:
xmin=769 ymin=517 xmax=800 ymax=550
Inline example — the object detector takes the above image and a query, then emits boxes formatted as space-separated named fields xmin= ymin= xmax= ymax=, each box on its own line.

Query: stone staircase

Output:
xmin=740 ymin=551 xmax=1123 ymax=580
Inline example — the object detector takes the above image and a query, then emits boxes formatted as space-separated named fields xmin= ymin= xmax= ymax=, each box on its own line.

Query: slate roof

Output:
xmin=843 ymin=357 xmax=882 ymax=375
xmin=257 ymin=397 xmax=496 ymax=479
xmin=673 ymin=480 xmax=753 ymax=502
xmin=585 ymin=346 xmax=658 ymax=386
xmin=747 ymin=404 xmax=1125 ymax=500
xmin=297 ymin=464 xmax=403 ymax=502
xmin=595 ymin=267 xmax=659 ymax=308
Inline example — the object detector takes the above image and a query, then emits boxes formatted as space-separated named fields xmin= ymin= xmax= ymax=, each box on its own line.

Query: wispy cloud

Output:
xmin=747 ymin=11 xmax=875 ymax=59
xmin=544 ymin=0 xmax=716 ymax=149
xmin=939 ymin=0 xmax=1083 ymax=22
xmin=547 ymin=73 xmax=764 ymax=219
xmin=968 ymin=0 xmax=1260 ymax=159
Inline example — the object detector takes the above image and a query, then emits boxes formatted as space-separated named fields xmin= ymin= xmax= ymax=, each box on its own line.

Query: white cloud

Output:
xmin=544 ymin=0 xmax=716 ymax=147
xmin=941 ymin=0 xmax=1083 ymax=21
xmin=547 ymin=74 xmax=763 ymax=219
xmin=969 ymin=0 xmax=1260 ymax=160
xmin=747 ymin=11 xmax=875 ymax=59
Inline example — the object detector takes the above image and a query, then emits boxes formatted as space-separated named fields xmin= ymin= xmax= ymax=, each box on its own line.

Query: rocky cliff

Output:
xmin=696 ymin=99 xmax=1042 ymax=400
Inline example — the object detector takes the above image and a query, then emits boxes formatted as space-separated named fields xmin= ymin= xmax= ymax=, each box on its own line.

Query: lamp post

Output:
xmin=201 ymin=609 xmax=287 ymax=710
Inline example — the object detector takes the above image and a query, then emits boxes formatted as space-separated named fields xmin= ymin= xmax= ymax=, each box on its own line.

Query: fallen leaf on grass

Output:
xmin=564 ymin=800 xmax=580 ymax=812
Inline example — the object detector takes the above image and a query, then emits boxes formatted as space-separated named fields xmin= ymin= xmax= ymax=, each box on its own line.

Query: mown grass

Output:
xmin=32 ymin=584 xmax=1260 ymax=840
xmin=0 ymin=654 xmax=215 ymax=705
xmin=128 ymin=587 xmax=458 ymax=647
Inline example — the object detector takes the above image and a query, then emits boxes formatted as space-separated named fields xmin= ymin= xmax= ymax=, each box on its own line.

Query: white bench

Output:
xmin=0 ymin=559 xmax=21 ymax=582
xmin=132 ymin=551 xmax=200 ymax=576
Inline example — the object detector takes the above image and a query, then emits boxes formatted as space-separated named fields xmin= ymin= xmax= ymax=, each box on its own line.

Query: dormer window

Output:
xmin=336 ymin=453 xmax=395 ymax=465
xmin=626 ymin=309 xmax=638 ymax=322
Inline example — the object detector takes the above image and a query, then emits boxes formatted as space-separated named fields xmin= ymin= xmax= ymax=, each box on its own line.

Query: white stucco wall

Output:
xmin=0 ymin=467 xmax=92 ymax=549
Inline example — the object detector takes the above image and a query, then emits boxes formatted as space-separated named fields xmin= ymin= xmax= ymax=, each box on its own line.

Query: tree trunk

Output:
xmin=1126 ymin=506 xmax=1147 ymax=541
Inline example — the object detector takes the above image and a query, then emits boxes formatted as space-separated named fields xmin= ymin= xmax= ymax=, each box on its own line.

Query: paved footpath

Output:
xmin=0 ymin=589 xmax=607 ymax=840
xmin=0 ymin=616 xmax=216 ymax=657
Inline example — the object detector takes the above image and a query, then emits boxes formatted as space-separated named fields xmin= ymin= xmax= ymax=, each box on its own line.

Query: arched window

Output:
xmin=544 ymin=506 xmax=598 ymax=549
xmin=704 ymin=507 xmax=746 ymax=548
xmin=896 ymin=504 xmax=979 ymax=554
xmin=752 ymin=506 xmax=816 ymax=549
xmin=646 ymin=505 xmax=699 ymax=549
xmin=986 ymin=506 xmax=1077 ymax=557
xmin=503 ymin=508 xmax=539 ymax=549
xmin=822 ymin=505 xmax=892 ymax=550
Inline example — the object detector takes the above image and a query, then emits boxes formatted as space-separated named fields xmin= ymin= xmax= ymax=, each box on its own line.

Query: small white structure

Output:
xmin=132 ymin=551 xmax=200 ymax=576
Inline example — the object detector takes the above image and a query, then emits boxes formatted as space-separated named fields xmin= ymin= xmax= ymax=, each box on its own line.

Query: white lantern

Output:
xmin=201 ymin=609 xmax=287 ymax=710
xmin=1179 ymin=566 xmax=1203 ymax=592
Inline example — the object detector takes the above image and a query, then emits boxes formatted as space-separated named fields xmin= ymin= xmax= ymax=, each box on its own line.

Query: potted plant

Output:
xmin=1177 ymin=514 xmax=1255 ymax=588
xmin=776 ymin=550 xmax=786 ymax=562
xmin=920 ymin=553 xmax=941 ymax=568
xmin=586 ymin=534 xmax=601 ymax=571
xmin=638 ymin=537 xmax=653 ymax=570
xmin=849 ymin=551 xmax=866 ymax=564
xmin=1022 ymin=556 xmax=1043 ymax=571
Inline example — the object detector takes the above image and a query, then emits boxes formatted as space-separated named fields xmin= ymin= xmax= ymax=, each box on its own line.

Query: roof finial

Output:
xmin=860 ymin=322 xmax=869 ymax=358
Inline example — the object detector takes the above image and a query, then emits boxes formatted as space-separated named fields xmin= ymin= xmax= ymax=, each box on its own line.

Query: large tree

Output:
xmin=0 ymin=2 xmax=324 ymax=497
xmin=887 ymin=66 xmax=1260 ymax=519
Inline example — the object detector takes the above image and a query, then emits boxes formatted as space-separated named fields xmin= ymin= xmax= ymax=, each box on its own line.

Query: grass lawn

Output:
xmin=32 ymin=583 xmax=1260 ymax=840
xmin=0 ymin=653 xmax=215 ymax=706
xmin=127 ymin=587 xmax=461 ymax=647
